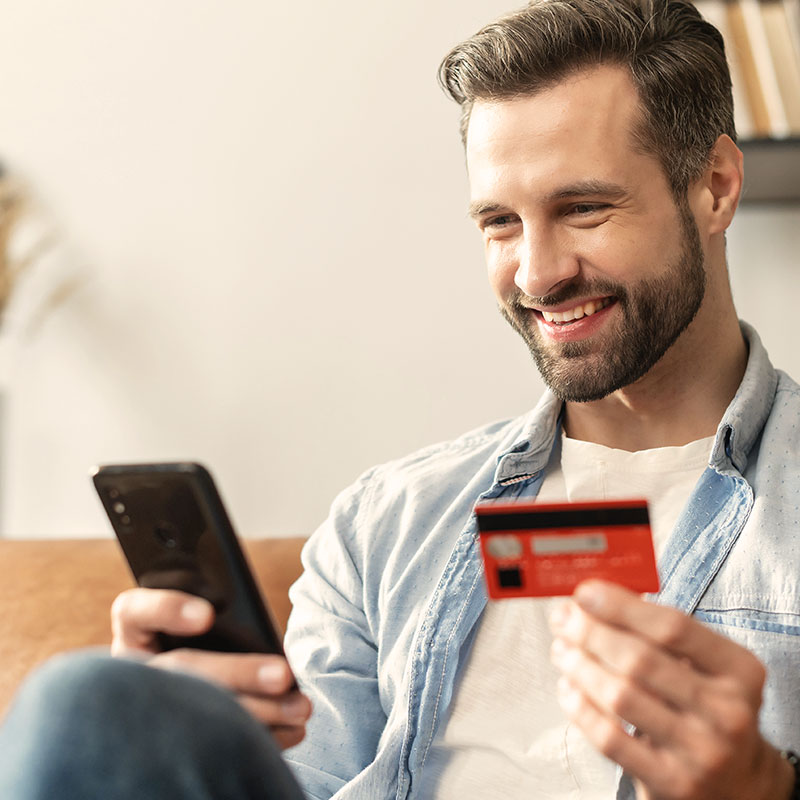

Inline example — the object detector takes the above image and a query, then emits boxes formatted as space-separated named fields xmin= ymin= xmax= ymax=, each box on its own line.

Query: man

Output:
xmin=1 ymin=0 xmax=797 ymax=798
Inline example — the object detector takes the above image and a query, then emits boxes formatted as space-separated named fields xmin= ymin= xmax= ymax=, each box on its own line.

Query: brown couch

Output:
xmin=0 ymin=537 xmax=306 ymax=717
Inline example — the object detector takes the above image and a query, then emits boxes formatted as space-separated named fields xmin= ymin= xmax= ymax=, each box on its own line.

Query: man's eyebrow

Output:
xmin=467 ymin=181 xmax=629 ymax=219
xmin=545 ymin=180 xmax=628 ymax=202
xmin=468 ymin=202 xmax=506 ymax=220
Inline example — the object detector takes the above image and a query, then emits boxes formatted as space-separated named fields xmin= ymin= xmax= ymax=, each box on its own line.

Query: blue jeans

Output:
xmin=0 ymin=650 xmax=307 ymax=799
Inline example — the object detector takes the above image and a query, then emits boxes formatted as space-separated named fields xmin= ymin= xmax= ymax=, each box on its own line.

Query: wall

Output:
xmin=0 ymin=1 xmax=797 ymax=539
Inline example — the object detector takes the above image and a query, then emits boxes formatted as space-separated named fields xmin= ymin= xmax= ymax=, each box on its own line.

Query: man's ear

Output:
xmin=693 ymin=134 xmax=743 ymax=235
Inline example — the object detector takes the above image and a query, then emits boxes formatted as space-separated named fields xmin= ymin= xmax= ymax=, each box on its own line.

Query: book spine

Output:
xmin=739 ymin=0 xmax=791 ymax=137
xmin=783 ymin=0 xmax=800 ymax=65
xmin=694 ymin=0 xmax=755 ymax=139
xmin=727 ymin=0 xmax=774 ymax=136
xmin=761 ymin=0 xmax=800 ymax=134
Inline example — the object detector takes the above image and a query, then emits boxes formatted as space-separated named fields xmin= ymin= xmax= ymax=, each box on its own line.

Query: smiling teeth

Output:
xmin=541 ymin=297 xmax=612 ymax=323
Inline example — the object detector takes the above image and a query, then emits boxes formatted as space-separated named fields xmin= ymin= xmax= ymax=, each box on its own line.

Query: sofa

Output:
xmin=0 ymin=537 xmax=306 ymax=717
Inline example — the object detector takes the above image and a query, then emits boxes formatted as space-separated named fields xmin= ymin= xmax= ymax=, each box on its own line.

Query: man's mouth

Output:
xmin=539 ymin=296 xmax=614 ymax=325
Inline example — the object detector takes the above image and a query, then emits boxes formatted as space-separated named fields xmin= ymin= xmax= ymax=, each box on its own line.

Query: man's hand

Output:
xmin=111 ymin=588 xmax=311 ymax=750
xmin=548 ymin=580 xmax=795 ymax=800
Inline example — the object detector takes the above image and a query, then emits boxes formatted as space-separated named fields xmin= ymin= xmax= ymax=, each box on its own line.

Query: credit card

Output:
xmin=476 ymin=499 xmax=659 ymax=598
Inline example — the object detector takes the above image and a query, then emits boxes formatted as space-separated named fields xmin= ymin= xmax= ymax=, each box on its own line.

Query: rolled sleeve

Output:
xmin=283 ymin=475 xmax=387 ymax=798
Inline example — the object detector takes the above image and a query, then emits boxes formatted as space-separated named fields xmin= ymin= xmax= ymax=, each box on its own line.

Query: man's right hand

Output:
xmin=111 ymin=588 xmax=312 ymax=750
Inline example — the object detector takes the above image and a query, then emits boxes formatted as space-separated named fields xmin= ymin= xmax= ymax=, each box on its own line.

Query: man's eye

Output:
xmin=483 ymin=214 xmax=517 ymax=229
xmin=571 ymin=203 xmax=608 ymax=215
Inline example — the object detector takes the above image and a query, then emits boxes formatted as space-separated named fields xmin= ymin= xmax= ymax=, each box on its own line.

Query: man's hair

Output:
xmin=438 ymin=0 xmax=735 ymax=196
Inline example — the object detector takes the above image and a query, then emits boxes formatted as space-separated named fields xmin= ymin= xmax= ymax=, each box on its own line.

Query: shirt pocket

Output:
xmin=693 ymin=607 xmax=800 ymax=752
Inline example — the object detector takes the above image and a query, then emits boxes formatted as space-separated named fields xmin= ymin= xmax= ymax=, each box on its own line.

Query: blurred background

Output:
xmin=0 ymin=0 xmax=797 ymax=539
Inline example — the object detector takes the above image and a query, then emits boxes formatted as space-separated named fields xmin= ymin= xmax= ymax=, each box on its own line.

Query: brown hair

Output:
xmin=438 ymin=0 xmax=735 ymax=196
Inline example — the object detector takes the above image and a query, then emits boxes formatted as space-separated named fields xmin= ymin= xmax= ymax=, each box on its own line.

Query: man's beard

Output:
xmin=500 ymin=203 xmax=706 ymax=403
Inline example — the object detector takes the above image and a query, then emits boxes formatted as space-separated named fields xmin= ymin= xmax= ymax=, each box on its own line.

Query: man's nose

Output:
xmin=514 ymin=227 xmax=579 ymax=299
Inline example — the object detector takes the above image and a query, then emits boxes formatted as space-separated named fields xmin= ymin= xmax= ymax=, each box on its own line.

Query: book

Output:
xmin=694 ymin=0 xmax=755 ymax=139
xmin=761 ymin=0 xmax=800 ymax=134
xmin=727 ymin=0 xmax=774 ymax=136
xmin=783 ymin=0 xmax=800 ymax=66
xmin=739 ymin=0 xmax=791 ymax=136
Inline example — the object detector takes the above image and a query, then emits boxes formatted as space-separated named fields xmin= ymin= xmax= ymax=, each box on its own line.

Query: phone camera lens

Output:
xmin=154 ymin=522 xmax=179 ymax=549
xmin=112 ymin=501 xmax=126 ymax=515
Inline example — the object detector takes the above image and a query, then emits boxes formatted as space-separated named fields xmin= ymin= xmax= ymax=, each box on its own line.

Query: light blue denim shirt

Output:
xmin=284 ymin=322 xmax=800 ymax=800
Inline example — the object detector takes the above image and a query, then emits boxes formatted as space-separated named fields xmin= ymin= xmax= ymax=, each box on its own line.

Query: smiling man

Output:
xmin=464 ymin=64 xmax=745 ymax=447
xmin=471 ymin=92 xmax=711 ymax=411
xmin=403 ymin=59 xmax=778 ymax=798
xmin=1 ymin=1 xmax=798 ymax=799
xmin=290 ymin=3 xmax=800 ymax=798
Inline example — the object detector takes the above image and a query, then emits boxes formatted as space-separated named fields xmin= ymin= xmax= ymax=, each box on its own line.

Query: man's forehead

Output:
xmin=464 ymin=66 xmax=657 ymax=201
xmin=465 ymin=66 xmax=644 ymax=162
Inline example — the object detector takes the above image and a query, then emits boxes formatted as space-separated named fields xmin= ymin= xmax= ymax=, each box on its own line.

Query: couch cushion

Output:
xmin=0 ymin=537 xmax=305 ymax=717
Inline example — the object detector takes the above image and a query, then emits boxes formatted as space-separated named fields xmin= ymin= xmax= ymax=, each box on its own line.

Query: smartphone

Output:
xmin=476 ymin=498 xmax=660 ymax=598
xmin=92 ymin=461 xmax=285 ymax=655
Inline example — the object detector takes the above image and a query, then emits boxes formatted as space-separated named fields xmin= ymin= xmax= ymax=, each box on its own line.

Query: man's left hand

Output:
xmin=548 ymin=580 xmax=795 ymax=800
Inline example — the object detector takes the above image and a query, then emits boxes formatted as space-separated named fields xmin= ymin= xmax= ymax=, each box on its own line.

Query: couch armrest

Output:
xmin=0 ymin=537 xmax=306 ymax=717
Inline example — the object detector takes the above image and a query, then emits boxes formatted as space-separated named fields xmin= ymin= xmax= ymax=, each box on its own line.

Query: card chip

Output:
xmin=497 ymin=566 xmax=523 ymax=588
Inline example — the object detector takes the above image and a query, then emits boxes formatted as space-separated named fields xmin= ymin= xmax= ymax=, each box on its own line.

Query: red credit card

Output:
xmin=476 ymin=499 xmax=659 ymax=598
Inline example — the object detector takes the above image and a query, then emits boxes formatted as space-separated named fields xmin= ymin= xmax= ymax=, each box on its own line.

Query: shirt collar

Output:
xmin=493 ymin=390 xmax=562 ymax=485
xmin=493 ymin=320 xmax=777 ymax=483
xmin=710 ymin=321 xmax=778 ymax=473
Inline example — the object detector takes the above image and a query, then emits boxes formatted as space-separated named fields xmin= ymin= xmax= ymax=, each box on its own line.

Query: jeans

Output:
xmin=0 ymin=650 xmax=307 ymax=800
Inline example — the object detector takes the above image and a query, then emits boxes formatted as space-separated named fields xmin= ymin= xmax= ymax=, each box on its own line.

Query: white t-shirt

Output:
xmin=421 ymin=432 xmax=714 ymax=799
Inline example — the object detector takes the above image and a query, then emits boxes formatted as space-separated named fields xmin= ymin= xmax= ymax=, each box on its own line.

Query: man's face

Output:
xmin=466 ymin=66 xmax=707 ymax=402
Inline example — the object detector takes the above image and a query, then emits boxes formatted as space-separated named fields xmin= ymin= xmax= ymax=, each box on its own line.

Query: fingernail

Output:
xmin=281 ymin=694 xmax=308 ymax=722
xmin=258 ymin=662 xmax=288 ymax=689
xmin=551 ymin=638 xmax=580 ymax=673
xmin=556 ymin=676 xmax=580 ymax=713
xmin=181 ymin=598 xmax=211 ymax=623
xmin=550 ymin=636 xmax=567 ymax=665
xmin=548 ymin=600 xmax=571 ymax=632
xmin=574 ymin=581 xmax=604 ymax=612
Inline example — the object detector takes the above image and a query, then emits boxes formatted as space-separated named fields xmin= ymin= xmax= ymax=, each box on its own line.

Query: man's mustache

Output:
xmin=507 ymin=280 xmax=626 ymax=311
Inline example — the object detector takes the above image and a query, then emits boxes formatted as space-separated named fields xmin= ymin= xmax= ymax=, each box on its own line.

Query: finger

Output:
xmin=151 ymin=650 xmax=297 ymax=697
xmin=551 ymin=591 xmax=765 ymax=712
xmin=557 ymin=673 xmax=773 ymax=800
xmin=551 ymin=636 xmax=688 ymax=746
xmin=238 ymin=690 xmax=312 ymax=732
xmin=569 ymin=580 xmax=765 ymax=689
xmin=551 ymin=609 xmax=720 ymax=715
xmin=151 ymin=650 xmax=311 ymax=736
xmin=556 ymin=676 xmax=685 ymax=798
xmin=111 ymin=589 xmax=214 ymax=655
xmin=270 ymin=724 xmax=308 ymax=751
xmin=551 ymin=621 xmax=767 ymax=787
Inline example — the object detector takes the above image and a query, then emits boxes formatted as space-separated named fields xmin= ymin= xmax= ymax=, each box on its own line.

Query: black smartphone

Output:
xmin=92 ymin=461 xmax=284 ymax=655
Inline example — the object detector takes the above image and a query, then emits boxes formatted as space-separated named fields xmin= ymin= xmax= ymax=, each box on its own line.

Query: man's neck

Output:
xmin=562 ymin=313 xmax=748 ymax=451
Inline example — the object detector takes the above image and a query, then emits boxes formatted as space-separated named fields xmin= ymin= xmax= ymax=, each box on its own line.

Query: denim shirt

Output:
xmin=284 ymin=322 xmax=800 ymax=800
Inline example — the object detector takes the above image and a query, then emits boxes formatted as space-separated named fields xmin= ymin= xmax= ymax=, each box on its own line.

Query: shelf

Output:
xmin=739 ymin=138 xmax=800 ymax=204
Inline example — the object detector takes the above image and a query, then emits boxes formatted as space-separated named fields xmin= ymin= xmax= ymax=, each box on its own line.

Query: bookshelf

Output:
xmin=695 ymin=0 xmax=800 ymax=204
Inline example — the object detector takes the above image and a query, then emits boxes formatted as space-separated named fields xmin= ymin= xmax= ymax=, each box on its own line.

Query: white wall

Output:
xmin=0 ymin=1 xmax=797 ymax=539
xmin=727 ymin=207 xmax=800 ymax=368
